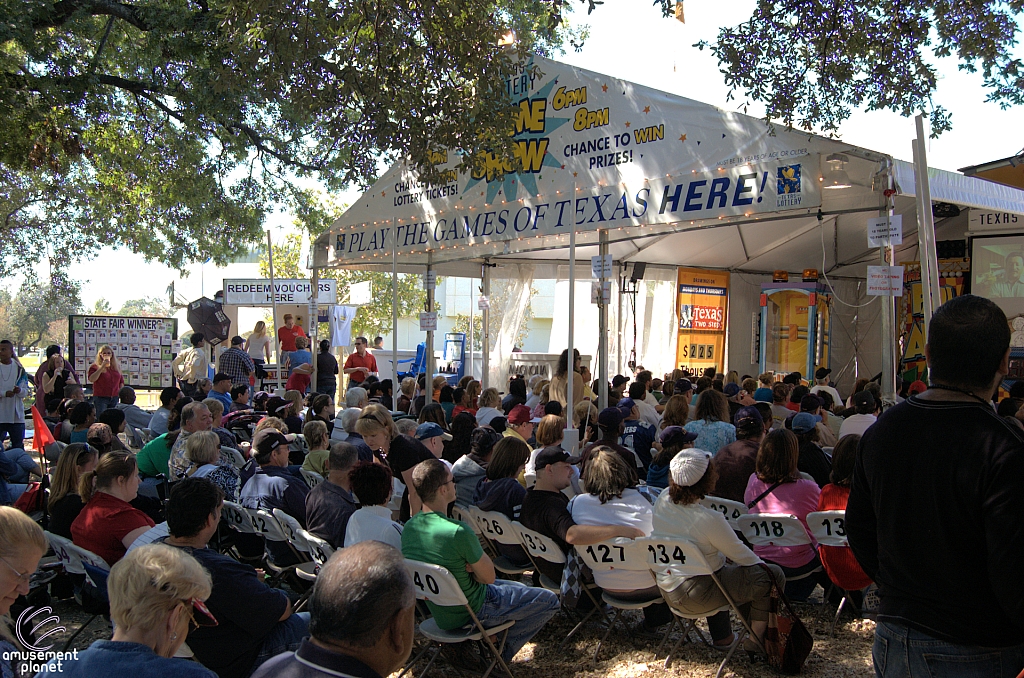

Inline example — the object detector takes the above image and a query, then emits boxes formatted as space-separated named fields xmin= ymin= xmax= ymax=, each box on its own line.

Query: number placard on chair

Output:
xmin=740 ymin=513 xmax=813 ymax=547
xmin=221 ymin=501 xmax=259 ymax=534
xmin=807 ymin=510 xmax=848 ymax=547
xmin=577 ymin=539 xmax=634 ymax=571
xmin=698 ymin=496 xmax=748 ymax=527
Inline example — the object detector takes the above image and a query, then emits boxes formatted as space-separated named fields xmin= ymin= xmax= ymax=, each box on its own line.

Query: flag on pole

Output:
xmin=31 ymin=405 xmax=55 ymax=454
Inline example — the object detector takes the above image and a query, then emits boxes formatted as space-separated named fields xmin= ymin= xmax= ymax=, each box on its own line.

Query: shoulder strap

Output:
xmin=747 ymin=480 xmax=784 ymax=509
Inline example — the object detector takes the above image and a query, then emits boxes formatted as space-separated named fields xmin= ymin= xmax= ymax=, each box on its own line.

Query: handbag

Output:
xmin=759 ymin=563 xmax=813 ymax=673
xmin=14 ymin=480 xmax=45 ymax=515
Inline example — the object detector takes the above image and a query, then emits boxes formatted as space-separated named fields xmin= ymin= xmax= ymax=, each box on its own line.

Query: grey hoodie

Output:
xmin=452 ymin=454 xmax=487 ymax=507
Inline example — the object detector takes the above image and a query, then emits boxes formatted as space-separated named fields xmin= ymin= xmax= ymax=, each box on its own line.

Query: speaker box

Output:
xmin=630 ymin=262 xmax=647 ymax=282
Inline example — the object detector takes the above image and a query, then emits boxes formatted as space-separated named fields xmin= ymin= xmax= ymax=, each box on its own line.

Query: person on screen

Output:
xmin=991 ymin=252 xmax=1024 ymax=298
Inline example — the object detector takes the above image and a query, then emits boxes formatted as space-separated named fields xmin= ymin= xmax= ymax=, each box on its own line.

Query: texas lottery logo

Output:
xmin=776 ymin=164 xmax=803 ymax=208
xmin=679 ymin=305 xmax=724 ymax=331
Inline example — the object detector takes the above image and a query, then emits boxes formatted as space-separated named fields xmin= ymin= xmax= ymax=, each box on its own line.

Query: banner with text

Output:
xmin=317 ymin=54 xmax=825 ymax=266
xmin=223 ymin=279 xmax=338 ymax=306
xmin=68 ymin=315 xmax=178 ymax=390
xmin=675 ymin=268 xmax=730 ymax=374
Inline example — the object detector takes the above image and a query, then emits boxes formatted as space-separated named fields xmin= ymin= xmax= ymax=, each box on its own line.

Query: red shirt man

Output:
xmin=277 ymin=314 xmax=306 ymax=353
xmin=343 ymin=336 xmax=377 ymax=387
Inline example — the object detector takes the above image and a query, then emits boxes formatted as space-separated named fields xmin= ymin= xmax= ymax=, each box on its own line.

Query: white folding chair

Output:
xmin=245 ymin=507 xmax=308 ymax=583
xmin=698 ymin=496 xmax=748 ymax=529
xmin=458 ymin=505 xmax=501 ymax=560
xmin=272 ymin=508 xmax=312 ymax=555
xmin=473 ymin=510 xmax=531 ymax=576
xmin=575 ymin=538 xmax=666 ymax=661
xmin=403 ymin=559 xmax=515 ymax=678
xmin=299 ymin=468 xmax=324 ymax=489
xmin=220 ymin=501 xmax=259 ymax=535
xmin=511 ymin=522 xmax=607 ymax=645
xmin=220 ymin=446 xmax=246 ymax=468
xmin=639 ymin=537 xmax=764 ymax=676
xmin=807 ymin=510 xmax=858 ymax=635
xmin=740 ymin=512 xmax=822 ymax=587
xmin=45 ymin=532 xmax=111 ymax=650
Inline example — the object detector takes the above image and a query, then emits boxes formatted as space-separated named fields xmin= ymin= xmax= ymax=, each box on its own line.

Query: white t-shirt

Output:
xmin=344 ymin=505 xmax=403 ymax=550
xmin=476 ymin=407 xmax=503 ymax=427
xmin=636 ymin=401 xmax=661 ymax=429
xmin=247 ymin=335 xmax=272 ymax=360
xmin=0 ymin=361 xmax=27 ymax=424
xmin=838 ymin=413 xmax=877 ymax=439
xmin=570 ymin=489 xmax=655 ymax=590
xmin=810 ymin=384 xmax=843 ymax=408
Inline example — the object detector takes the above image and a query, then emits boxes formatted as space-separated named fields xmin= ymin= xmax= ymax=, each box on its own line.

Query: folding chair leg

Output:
xmin=715 ymin=631 xmax=746 ymax=678
xmin=592 ymin=608 xmax=622 ymax=662
xmin=62 ymin=614 xmax=100 ymax=651
xmin=661 ymin=617 xmax=697 ymax=668
xmin=475 ymin=625 xmax=514 ymax=678
xmin=413 ymin=644 xmax=444 ymax=678
xmin=816 ymin=582 xmax=836 ymax=624
xmin=829 ymin=595 xmax=848 ymax=637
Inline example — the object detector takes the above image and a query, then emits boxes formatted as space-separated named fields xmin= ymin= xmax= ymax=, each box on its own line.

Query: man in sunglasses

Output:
xmin=162 ymin=477 xmax=310 ymax=678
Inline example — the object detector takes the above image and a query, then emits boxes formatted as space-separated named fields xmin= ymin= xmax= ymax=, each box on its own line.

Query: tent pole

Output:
xmin=879 ymin=174 xmax=897 ymax=399
xmin=392 ymin=220 xmax=398 ymax=392
xmin=310 ymin=267 xmax=319 ymax=391
xmin=569 ymin=183 xmax=577 ymax=419
xmin=616 ymin=262 xmax=624 ymax=378
xmin=599 ymin=229 xmax=609 ymax=410
xmin=266 ymin=230 xmax=280 ymax=380
xmin=468 ymin=276 xmax=474 ymax=380
xmin=482 ymin=261 xmax=490 ymax=390
xmin=913 ymin=115 xmax=941 ymax=333
xmin=425 ymin=259 xmax=434 ymax=404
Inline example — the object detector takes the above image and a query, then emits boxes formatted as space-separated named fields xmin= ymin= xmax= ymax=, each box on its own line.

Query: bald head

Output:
xmin=309 ymin=541 xmax=415 ymax=650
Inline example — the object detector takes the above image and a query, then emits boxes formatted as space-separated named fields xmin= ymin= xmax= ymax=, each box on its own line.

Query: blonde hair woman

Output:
xmin=185 ymin=431 xmax=240 ymax=502
xmin=660 ymin=394 xmax=690 ymax=429
xmin=40 ymin=544 xmax=217 ymax=677
xmin=475 ymin=387 xmax=503 ymax=427
xmin=245 ymin=320 xmax=272 ymax=368
xmin=0 ymin=507 xmax=47 ymax=676
xmin=48 ymin=443 xmax=99 ymax=539
xmin=356 ymin=404 xmax=432 ymax=521
xmin=87 ymin=344 xmax=123 ymax=416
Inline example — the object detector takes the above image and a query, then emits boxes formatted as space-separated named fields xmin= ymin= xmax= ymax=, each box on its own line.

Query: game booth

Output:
xmin=309 ymin=54 xmax=1024 ymax=406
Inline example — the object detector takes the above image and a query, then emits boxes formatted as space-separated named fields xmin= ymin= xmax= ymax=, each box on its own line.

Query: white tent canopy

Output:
xmin=313 ymin=55 xmax=1024 ymax=394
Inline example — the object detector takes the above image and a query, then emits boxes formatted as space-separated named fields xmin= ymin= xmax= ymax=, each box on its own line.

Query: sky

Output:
xmin=56 ymin=0 xmax=1023 ymax=309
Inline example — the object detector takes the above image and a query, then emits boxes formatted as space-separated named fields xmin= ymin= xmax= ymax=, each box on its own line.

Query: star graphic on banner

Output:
xmin=561 ymin=164 xmax=565 ymax=169
xmin=601 ymin=84 xmax=608 ymax=92
xmin=573 ymin=171 xmax=578 ymax=177
xmin=625 ymin=121 xmax=631 ymax=128
xmin=679 ymin=134 xmax=687 ymax=142
xmin=381 ymin=191 xmax=386 ymax=196
xmin=643 ymin=106 xmax=651 ymax=114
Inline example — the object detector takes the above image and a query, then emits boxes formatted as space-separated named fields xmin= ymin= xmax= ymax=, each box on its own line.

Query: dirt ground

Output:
xmin=44 ymin=589 xmax=873 ymax=677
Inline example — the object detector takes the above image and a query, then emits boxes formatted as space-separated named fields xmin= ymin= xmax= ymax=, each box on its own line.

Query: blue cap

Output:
xmin=415 ymin=422 xmax=452 ymax=441
xmin=752 ymin=387 xmax=773 ymax=402
xmin=617 ymin=397 xmax=636 ymax=413
xmin=791 ymin=412 xmax=820 ymax=434
xmin=724 ymin=383 xmax=740 ymax=397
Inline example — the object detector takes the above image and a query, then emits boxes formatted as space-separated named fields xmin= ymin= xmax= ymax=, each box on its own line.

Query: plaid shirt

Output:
xmin=217 ymin=347 xmax=255 ymax=386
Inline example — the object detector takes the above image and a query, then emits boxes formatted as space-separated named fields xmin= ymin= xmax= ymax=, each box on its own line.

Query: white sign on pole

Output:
xmin=349 ymin=281 xmax=372 ymax=305
xmin=477 ymin=296 xmax=490 ymax=310
xmin=867 ymin=266 xmax=904 ymax=296
xmin=419 ymin=312 xmax=438 ymax=331
xmin=867 ymin=215 xmax=903 ymax=247
xmin=590 ymin=280 xmax=611 ymax=304
xmin=422 ymin=271 xmax=437 ymax=290
xmin=223 ymin=279 xmax=338 ymax=306
xmin=590 ymin=254 xmax=613 ymax=279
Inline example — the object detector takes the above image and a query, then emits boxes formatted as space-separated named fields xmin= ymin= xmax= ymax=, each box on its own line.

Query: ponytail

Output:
xmin=80 ymin=451 xmax=137 ymax=502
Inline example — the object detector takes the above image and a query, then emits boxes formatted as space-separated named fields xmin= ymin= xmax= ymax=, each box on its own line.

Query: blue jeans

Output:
xmin=93 ymin=396 xmax=119 ymax=417
xmin=249 ymin=611 xmax=310 ymax=676
xmin=0 ymin=423 xmax=25 ymax=451
xmin=475 ymin=579 xmax=559 ymax=664
xmin=874 ymin=620 xmax=1024 ymax=678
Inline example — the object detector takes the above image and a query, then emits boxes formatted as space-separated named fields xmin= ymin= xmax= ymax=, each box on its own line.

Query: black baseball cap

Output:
xmin=231 ymin=335 xmax=245 ymax=346
xmin=213 ymin=372 xmax=232 ymax=384
xmin=814 ymin=367 xmax=831 ymax=380
xmin=612 ymin=374 xmax=630 ymax=388
xmin=253 ymin=429 xmax=289 ymax=456
xmin=534 ymin=445 xmax=580 ymax=470
xmin=674 ymin=378 xmax=693 ymax=394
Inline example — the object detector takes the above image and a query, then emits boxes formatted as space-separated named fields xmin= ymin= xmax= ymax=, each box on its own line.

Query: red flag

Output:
xmin=31 ymin=405 xmax=55 ymax=453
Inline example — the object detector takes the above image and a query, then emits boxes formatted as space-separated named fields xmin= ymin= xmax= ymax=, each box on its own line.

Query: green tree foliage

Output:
xmin=2 ymin=274 xmax=83 ymax=352
xmin=117 ymin=297 xmax=172 ymax=317
xmin=91 ymin=298 xmax=112 ymax=315
xmin=258 ymin=234 xmax=304 ymax=281
xmin=1 ymin=0 xmax=580 ymax=277
xmin=666 ymin=0 xmax=1024 ymax=136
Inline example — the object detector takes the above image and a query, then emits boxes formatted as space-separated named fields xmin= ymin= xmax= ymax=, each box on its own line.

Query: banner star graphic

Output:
xmin=679 ymin=134 xmax=687 ymax=142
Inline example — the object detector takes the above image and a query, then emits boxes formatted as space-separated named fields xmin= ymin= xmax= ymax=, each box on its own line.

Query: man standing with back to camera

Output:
xmin=847 ymin=295 xmax=1024 ymax=677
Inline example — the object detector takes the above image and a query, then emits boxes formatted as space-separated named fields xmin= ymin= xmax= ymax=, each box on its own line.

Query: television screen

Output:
xmin=970 ymin=233 xmax=1024 ymax=319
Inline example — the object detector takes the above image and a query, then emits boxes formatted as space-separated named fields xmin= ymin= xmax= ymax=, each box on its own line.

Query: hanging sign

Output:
xmin=591 ymin=254 xmax=613 ymax=279
xmin=591 ymin=280 xmax=612 ymax=304
xmin=867 ymin=215 xmax=903 ymax=247
xmin=477 ymin=296 xmax=490 ymax=310
xmin=675 ymin=268 xmax=729 ymax=373
xmin=867 ymin=266 xmax=905 ymax=296
xmin=422 ymin=271 xmax=437 ymax=290
xmin=419 ymin=312 xmax=438 ymax=331
xmin=223 ymin=279 xmax=338 ymax=306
